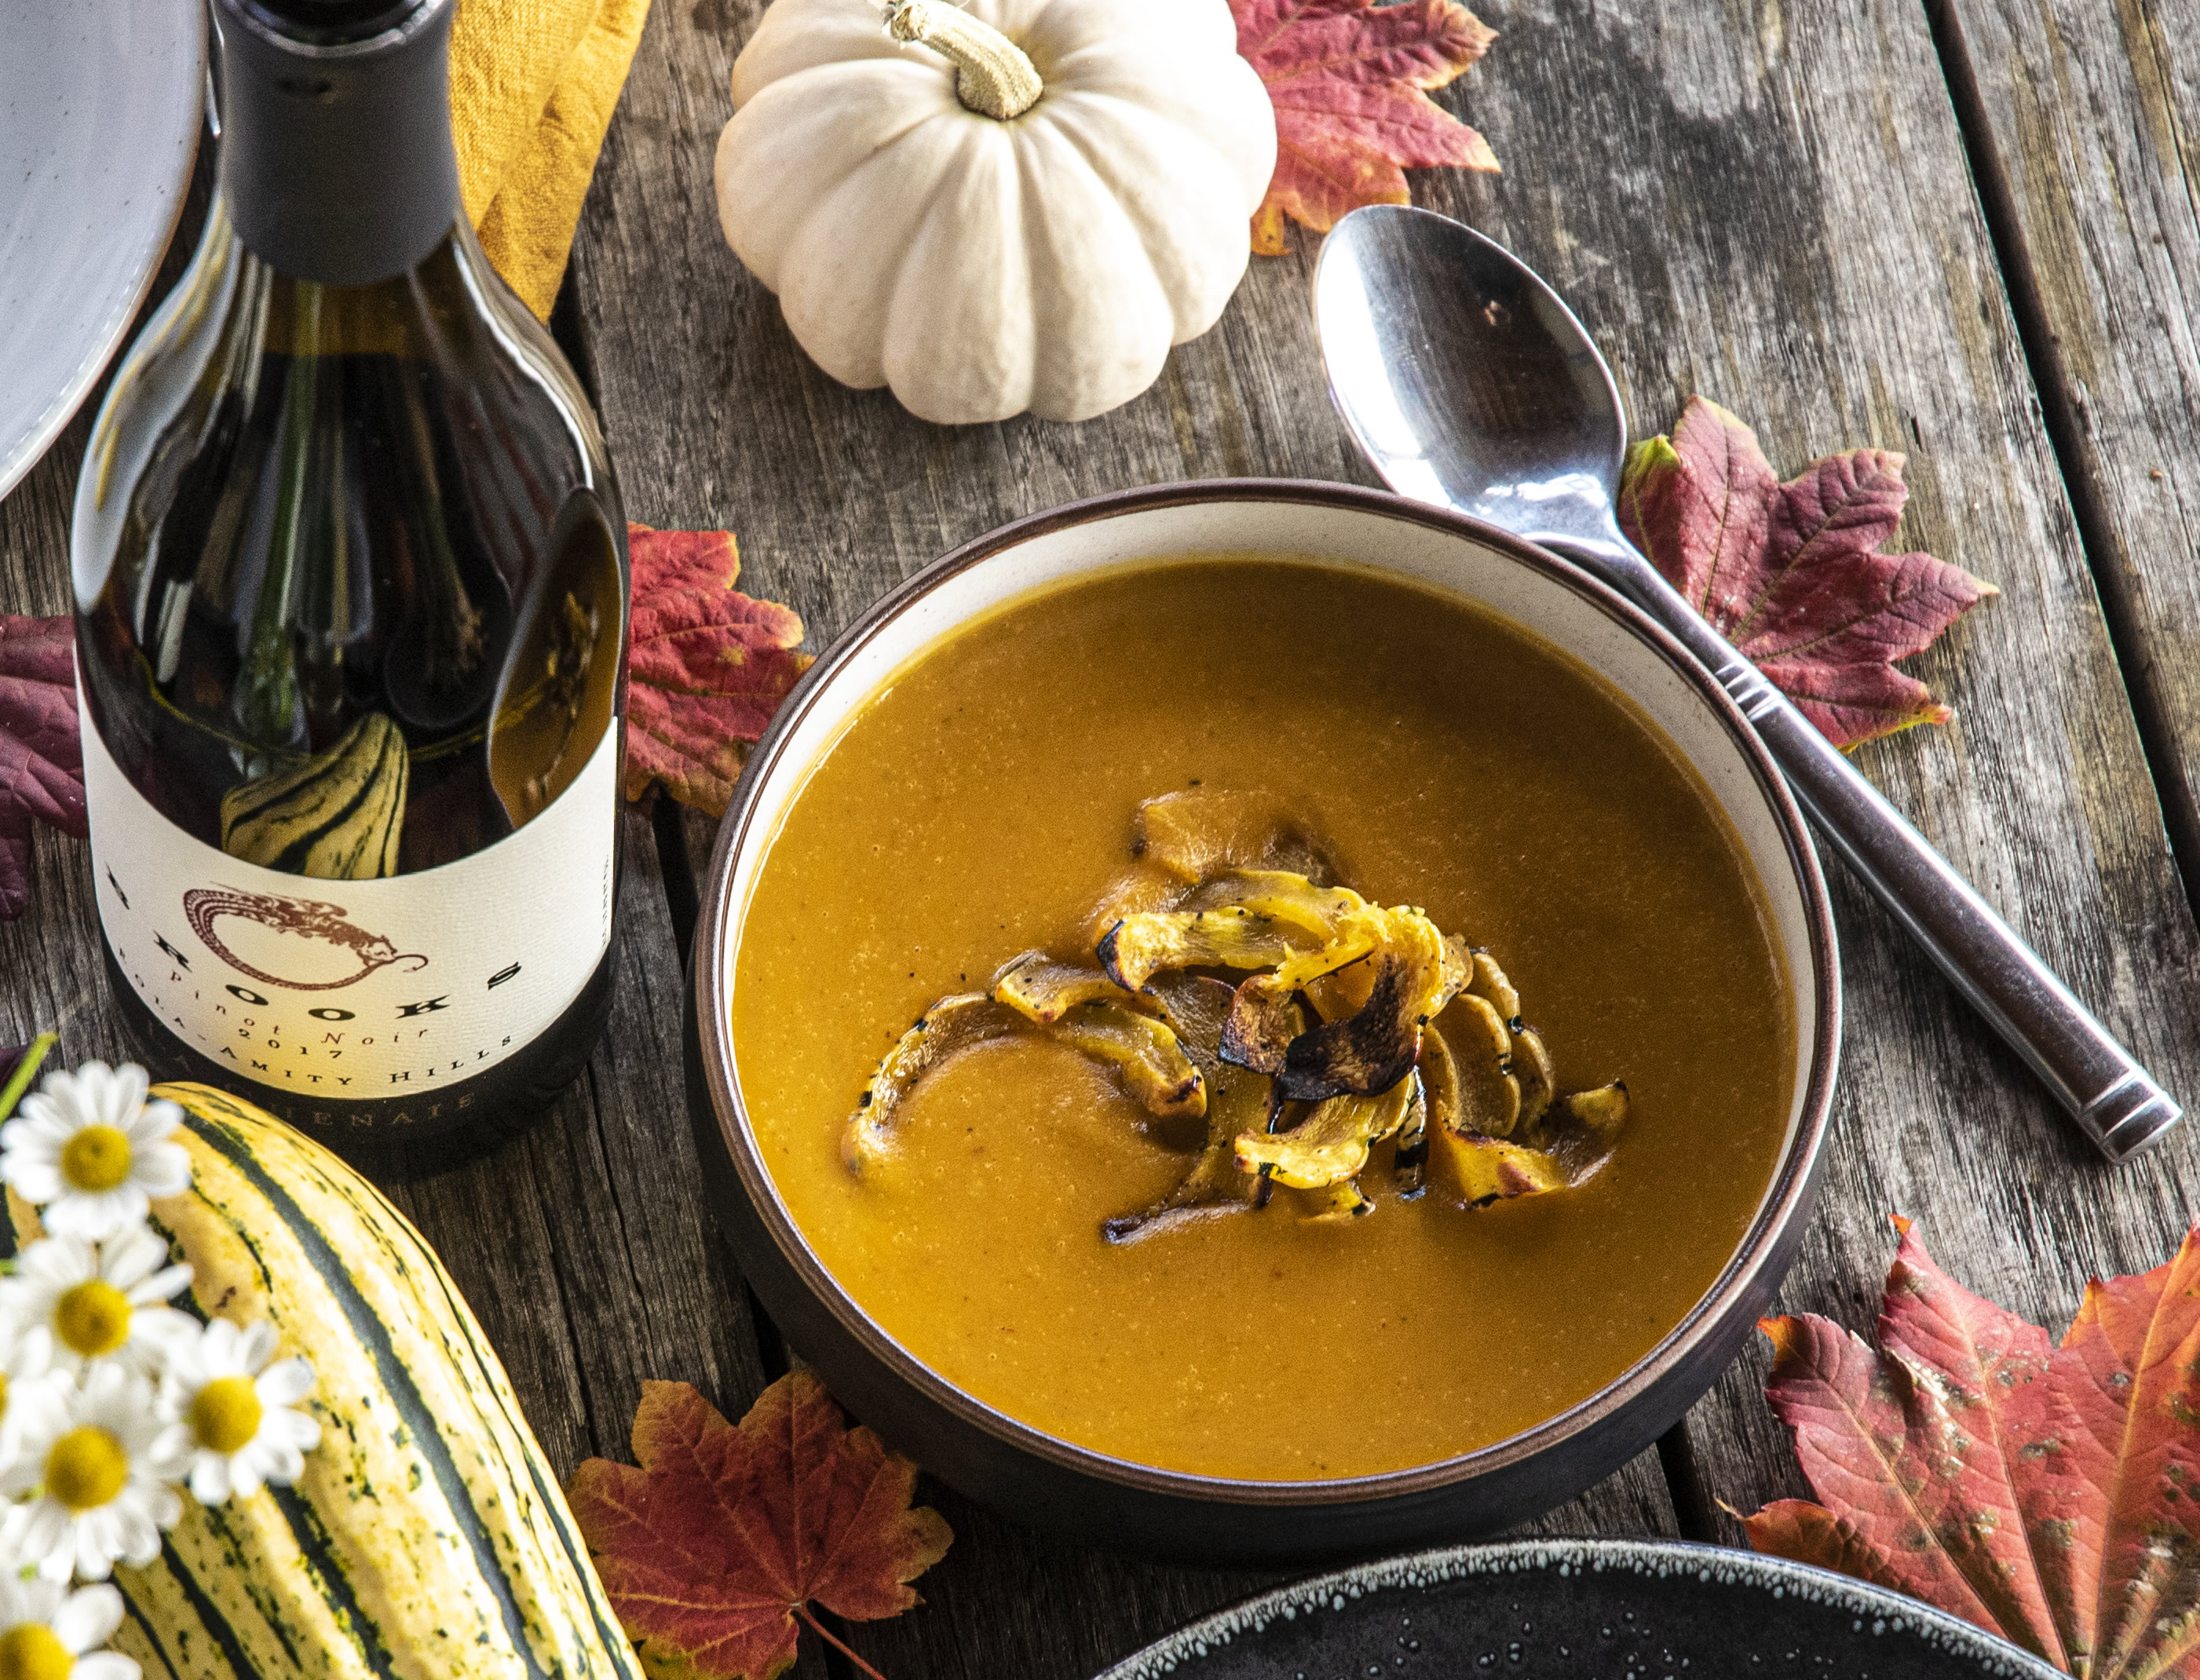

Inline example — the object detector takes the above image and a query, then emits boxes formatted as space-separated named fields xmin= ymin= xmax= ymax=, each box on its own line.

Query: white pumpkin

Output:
xmin=714 ymin=0 xmax=1277 ymax=425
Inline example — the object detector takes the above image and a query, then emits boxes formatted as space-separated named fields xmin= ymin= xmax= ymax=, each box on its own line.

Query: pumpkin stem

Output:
xmin=886 ymin=1 xmax=1043 ymax=121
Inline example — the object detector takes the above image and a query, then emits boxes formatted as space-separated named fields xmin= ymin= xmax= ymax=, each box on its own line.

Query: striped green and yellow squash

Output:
xmin=12 ymin=1083 xmax=645 ymax=1680
xmin=220 ymin=712 xmax=409 ymax=879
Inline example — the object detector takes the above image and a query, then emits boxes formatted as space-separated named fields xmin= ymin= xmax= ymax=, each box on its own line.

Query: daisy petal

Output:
xmin=135 ymin=1143 xmax=192 ymax=1200
xmin=53 ymin=1582 xmax=125 ymax=1650
xmin=75 ymin=1656 xmax=142 ymax=1680
xmin=129 ymin=1095 xmax=181 ymax=1143
xmin=189 ymin=1454 xmax=233 ymax=1507
xmin=258 ymin=1357 xmax=315 ymax=1408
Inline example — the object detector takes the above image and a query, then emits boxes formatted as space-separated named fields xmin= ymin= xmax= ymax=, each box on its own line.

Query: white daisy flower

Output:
xmin=0 ymin=1229 xmax=194 ymax=1379
xmin=1 ymin=1065 xmax=189 ymax=1242
xmin=0 ymin=1577 xmax=137 ymax=1680
xmin=1 ymin=1364 xmax=186 ymax=1582
xmin=155 ymin=1320 xmax=318 ymax=1505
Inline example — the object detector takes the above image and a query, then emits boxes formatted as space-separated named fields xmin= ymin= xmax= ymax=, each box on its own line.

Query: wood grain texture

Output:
xmin=1934 ymin=0 xmax=2200 ymax=924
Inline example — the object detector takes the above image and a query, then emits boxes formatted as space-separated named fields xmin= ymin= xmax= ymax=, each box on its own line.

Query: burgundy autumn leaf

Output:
xmin=1233 ymin=0 xmax=1500 ymax=255
xmin=568 ymin=1372 xmax=952 ymax=1680
xmin=1745 ymin=1217 xmax=2200 ymax=1677
xmin=1619 ymin=398 xmax=1995 ymax=750
xmin=0 ymin=615 xmax=86 ymax=922
xmin=625 ymin=522 xmax=812 ymax=818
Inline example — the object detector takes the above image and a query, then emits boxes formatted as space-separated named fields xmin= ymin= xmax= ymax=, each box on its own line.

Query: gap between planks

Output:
xmin=1920 ymin=0 xmax=2200 ymax=930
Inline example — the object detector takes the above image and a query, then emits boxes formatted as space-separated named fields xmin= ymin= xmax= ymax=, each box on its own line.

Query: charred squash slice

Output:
xmin=995 ymin=952 xmax=1151 ymax=1024
xmin=1134 ymin=789 xmax=1336 ymax=885
xmin=845 ymin=994 xmax=1021 ymax=1174
xmin=1102 ymin=975 xmax=1269 ymax=1242
xmin=1233 ymin=1070 xmax=1417 ymax=1189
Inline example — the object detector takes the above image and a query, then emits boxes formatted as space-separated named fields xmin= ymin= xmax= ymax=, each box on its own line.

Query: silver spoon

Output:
xmin=1314 ymin=202 xmax=2178 ymax=1164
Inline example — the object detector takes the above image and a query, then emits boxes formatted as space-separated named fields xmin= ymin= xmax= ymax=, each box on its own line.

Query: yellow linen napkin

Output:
xmin=449 ymin=0 xmax=652 ymax=320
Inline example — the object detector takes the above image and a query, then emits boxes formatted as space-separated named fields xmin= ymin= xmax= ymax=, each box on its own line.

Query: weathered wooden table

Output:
xmin=8 ymin=0 xmax=2200 ymax=1673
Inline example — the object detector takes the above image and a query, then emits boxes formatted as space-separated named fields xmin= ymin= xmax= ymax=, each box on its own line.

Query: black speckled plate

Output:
xmin=1094 ymin=1539 xmax=2060 ymax=1679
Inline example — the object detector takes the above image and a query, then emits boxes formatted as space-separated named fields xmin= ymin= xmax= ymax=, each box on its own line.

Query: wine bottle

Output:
xmin=72 ymin=0 xmax=627 ymax=1154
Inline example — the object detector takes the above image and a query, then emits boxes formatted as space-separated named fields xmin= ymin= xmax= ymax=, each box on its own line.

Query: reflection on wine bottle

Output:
xmin=220 ymin=713 xmax=410 ymax=880
xmin=488 ymin=495 xmax=621 ymax=827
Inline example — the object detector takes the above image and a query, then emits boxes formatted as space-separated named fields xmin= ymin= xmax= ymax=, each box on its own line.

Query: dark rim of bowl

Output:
xmin=1089 ymin=1537 xmax=2063 ymax=1678
xmin=693 ymin=477 xmax=1842 ymax=1507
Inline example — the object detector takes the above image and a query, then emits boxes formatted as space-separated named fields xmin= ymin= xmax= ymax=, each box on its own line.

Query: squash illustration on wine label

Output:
xmin=181 ymin=887 xmax=428 ymax=992
xmin=220 ymin=712 xmax=410 ymax=879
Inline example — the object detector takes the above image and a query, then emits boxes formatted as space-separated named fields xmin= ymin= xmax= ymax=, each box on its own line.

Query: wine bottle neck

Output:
xmin=214 ymin=0 xmax=463 ymax=287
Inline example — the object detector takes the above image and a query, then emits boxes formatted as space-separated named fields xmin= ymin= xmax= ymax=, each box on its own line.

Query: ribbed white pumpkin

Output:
xmin=714 ymin=0 xmax=1277 ymax=425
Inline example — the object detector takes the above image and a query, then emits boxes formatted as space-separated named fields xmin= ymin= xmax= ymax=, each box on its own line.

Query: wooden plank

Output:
xmin=1932 ymin=0 xmax=2200 ymax=967
xmin=1381 ymin=0 xmax=2200 ymax=1537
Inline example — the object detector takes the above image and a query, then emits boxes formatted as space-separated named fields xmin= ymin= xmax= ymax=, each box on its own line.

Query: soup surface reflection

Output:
xmin=732 ymin=557 xmax=1795 ymax=1480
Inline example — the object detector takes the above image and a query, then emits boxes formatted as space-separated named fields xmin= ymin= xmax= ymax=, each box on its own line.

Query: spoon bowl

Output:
xmin=1316 ymin=206 xmax=1626 ymax=557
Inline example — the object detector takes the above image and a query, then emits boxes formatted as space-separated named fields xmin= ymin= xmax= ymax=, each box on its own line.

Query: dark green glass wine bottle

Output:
xmin=73 ymin=0 xmax=627 ymax=1154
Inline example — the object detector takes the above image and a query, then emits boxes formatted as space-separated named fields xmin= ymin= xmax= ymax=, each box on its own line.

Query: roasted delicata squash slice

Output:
xmin=1099 ymin=868 xmax=1367 ymax=992
xmin=1431 ymin=1127 xmax=1571 ymax=1207
xmin=1262 ymin=908 xmax=1467 ymax=1101
xmin=1428 ymin=1083 xmax=1633 ymax=1209
xmin=1234 ymin=1069 xmax=1417 ymax=1189
xmin=850 ymin=977 xmax=1204 ymax=1176
xmin=1301 ymin=1178 xmax=1373 ymax=1221
xmin=1099 ymin=904 xmax=1312 ymax=992
xmin=995 ymin=952 xmax=1150 ymax=1024
xmin=1467 ymin=948 xmax=1522 ymax=1027
xmin=1135 ymin=789 xmax=1336 ymax=886
xmin=1391 ymin=1042 xmax=1434 ymax=1197
xmin=1104 ymin=975 xmax=1269 ymax=1242
xmin=846 ymin=993 xmax=1021 ymax=1174
xmin=1048 ymin=998 xmax=1206 ymax=1121
xmin=1512 ymin=1024 xmax=1556 ymax=1134
xmin=1434 ymin=996 xmax=1518 ymax=1138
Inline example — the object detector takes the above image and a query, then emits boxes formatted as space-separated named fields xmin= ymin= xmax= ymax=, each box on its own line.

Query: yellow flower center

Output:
xmin=189 ymin=1376 xmax=263 ymax=1455
xmin=45 ymin=1424 xmax=127 ymax=1512
xmin=0 ymin=1623 xmax=72 ymax=1680
xmin=59 ymin=1124 xmax=133 ymax=1192
xmin=0 ymin=1371 xmax=11 ymax=1422
xmin=54 ymin=1281 xmax=131 ymax=1359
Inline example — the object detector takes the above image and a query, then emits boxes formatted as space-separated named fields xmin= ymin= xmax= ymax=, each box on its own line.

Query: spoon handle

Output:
xmin=1555 ymin=537 xmax=2180 ymax=1163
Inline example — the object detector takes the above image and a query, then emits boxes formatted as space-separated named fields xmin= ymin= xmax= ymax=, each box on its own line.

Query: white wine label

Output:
xmin=82 ymin=696 xmax=616 ymax=1119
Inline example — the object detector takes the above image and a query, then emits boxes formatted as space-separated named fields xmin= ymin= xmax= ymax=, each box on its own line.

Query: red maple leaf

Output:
xmin=0 ymin=615 xmax=86 ymax=922
xmin=1233 ymin=0 xmax=1500 ymax=255
xmin=1745 ymin=1217 xmax=2200 ymax=1676
xmin=1618 ymin=396 xmax=1995 ymax=750
xmin=625 ymin=522 xmax=811 ymax=817
xmin=568 ymin=1372 xmax=952 ymax=1680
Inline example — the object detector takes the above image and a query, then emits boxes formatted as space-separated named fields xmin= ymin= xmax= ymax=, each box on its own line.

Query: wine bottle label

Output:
xmin=82 ymin=698 xmax=617 ymax=1114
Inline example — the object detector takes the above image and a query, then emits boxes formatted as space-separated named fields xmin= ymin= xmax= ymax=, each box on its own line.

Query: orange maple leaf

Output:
xmin=568 ymin=1372 xmax=953 ymax=1680
xmin=624 ymin=522 xmax=811 ymax=817
xmin=1747 ymin=1218 xmax=2200 ymax=1678
xmin=1233 ymin=0 xmax=1500 ymax=255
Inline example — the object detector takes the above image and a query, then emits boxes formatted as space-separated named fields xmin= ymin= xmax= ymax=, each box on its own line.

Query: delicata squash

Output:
xmin=842 ymin=791 xmax=1632 ymax=1232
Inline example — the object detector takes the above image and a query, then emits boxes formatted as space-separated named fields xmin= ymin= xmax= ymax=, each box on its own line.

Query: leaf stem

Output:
xmin=794 ymin=1604 xmax=890 ymax=1680
xmin=0 ymin=1034 xmax=57 ymax=1125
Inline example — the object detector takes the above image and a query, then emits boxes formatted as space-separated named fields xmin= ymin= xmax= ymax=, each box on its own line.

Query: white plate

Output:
xmin=0 ymin=0 xmax=206 ymax=500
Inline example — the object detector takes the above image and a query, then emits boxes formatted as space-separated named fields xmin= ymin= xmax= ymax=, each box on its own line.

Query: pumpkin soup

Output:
xmin=732 ymin=557 xmax=1794 ymax=1481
